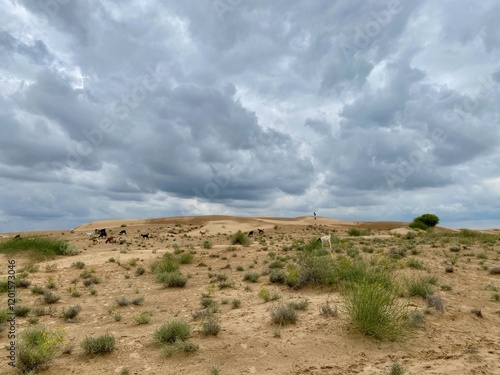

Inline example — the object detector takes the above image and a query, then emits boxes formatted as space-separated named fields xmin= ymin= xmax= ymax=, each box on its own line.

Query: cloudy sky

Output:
xmin=1 ymin=0 xmax=500 ymax=232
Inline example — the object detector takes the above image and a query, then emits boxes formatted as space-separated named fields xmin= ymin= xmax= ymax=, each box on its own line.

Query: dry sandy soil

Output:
xmin=1 ymin=215 xmax=500 ymax=375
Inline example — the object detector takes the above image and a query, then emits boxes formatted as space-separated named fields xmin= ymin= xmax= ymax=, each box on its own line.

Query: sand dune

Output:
xmin=1 ymin=216 xmax=499 ymax=374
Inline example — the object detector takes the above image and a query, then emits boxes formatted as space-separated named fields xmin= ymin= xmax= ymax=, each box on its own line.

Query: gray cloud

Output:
xmin=1 ymin=0 xmax=499 ymax=232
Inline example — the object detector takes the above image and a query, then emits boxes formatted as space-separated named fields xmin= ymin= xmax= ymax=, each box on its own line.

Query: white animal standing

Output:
xmin=319 ymin=234 xmax=332 ymax=250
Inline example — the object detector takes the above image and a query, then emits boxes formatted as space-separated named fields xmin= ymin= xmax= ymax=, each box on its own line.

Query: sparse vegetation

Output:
xmin=202 ymin=318 xmax=221 ymax=336
xmin=390 ymin=362 xmax=405 ymax=375
xmin=43 ymin=290 xmax=60 ymax=304
xmin=158 ymin=272 xmax=188 ymax=287
xmin=134 ymin=311 xmax=153 ymax=324
xmin=406 ymin=276 xmax=435 ymax=298
xmin=17 ymin=327 xmax=65 ymax=373
xmin=154 ymin=319 xmax=191 ymax=344
xmin=230 ymin=230 xmax=251 ymax=246
xmin=81 ymin=333 xmax=116 ymax=355
xmin=243 ymin=272 xmax=260 ymax=283
xmin=62 ymin=305 xmax=82 ymax=321
xmin=270 ymin=303 xmax=298 ymax=325
xmin=73 ymin=261 xmax=86 ymax=269
xmin=5 ymin=216 xmax=500 ymax=372
xmin=344 ymin=282 xmax=409 ymax=341
xmin=0 ymin=237 xmax=80 ymax=260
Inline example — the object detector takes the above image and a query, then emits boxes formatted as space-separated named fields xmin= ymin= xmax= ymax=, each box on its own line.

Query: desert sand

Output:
xmin=1 ymin=215 xmax=499 ymax=374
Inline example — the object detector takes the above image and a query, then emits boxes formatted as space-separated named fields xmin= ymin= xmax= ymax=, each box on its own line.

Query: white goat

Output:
xmin=85 ymin=232 xmax=94 ymax=237
xmin=319 ymin=234 xmax=332 ymax=250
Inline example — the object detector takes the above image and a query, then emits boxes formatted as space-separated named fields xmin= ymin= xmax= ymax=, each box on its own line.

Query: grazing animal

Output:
xmin=248 ymin=230 xmax=254 ymax=237
xmin=105 ymin=236 xmax=115 ymax=244
xmin=141 ymin=233 xmax=150 ymax=239
xmin=85 ymin=232 xmax=94 ymax=237
xmin=319 ymin=234 xmax=332 ymax=250
xmin=91 ymin=237 xmax=100 ymax=244
xmin=258 ymin=229 xmax=264 ymax=235
xmin=119 ymin=230 xmax=127 ymax=235
xmin=14 ymin=234 xmax=21 ymax=239
xmin=116 ymin=236 xmax=126 ymax=244
xmin=96 ymin=229 xmax=107 ymax=238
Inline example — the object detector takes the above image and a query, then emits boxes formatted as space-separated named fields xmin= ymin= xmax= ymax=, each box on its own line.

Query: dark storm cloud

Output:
xmin=1 ymin=0 xmax=499 ymax=231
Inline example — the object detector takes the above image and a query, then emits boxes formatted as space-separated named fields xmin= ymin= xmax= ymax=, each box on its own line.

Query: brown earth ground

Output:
xmin=1 ymin=216 xmax=500 ymax=374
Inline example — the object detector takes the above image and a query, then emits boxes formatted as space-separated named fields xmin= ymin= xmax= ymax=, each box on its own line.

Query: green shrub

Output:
xmin=388 ymin=248 xmax=407 ymax=259
xmin=231 ymin=299 xmax=241 ymax=309
xmin=230 ymin=230 xmax=250 ymax=246
xmin=284 ymin=264 xmax=303 ymax=288
xmin=270 ymin=304 xmax=298 ymax=325
xmin=0 ymin=279 xmax=9 ymax=293
xmin=331 ymin=257 xmax=393 ymax=289
xmin=151 ymin=253 xmax=180 ymax=274
xmin=298 ymin=253 xmax=335 ymax=285
xmin=43 ymin=290 xmax=60 ymax=304
xmin=73 ymin=261 xmax=86 ymax=269
xmin=202 ymin=319 xmax=221 ymax=336
xmin=408 ymin=220 xmax=429 ymax=230
xmin=134 ymin=311 xmax=153 ymax=325
xmin=0 ymin=308 xmax=9 ymax=324
xmin=130 ymin=296 xmax=145 ymax=305
xmin=135 ymin=266 xmax=145 ymax=276
xmin=390 ymin=362 xmax=405 ymax=375
xmin=269 ymin=269 xmax=286 ymax=284
xmin=83 ymin=276 xmax=100 ymax=287
xmin=154 ymin=319 xmax=191 ymax=344
xmin=406 ymin=277 xmax=434 ymax=298
xmin=14 ymin=305 xmax=32 ymax=317
xmin=344 ymin=282 xmax=409 ymax=341
xmin=0 ymin=237 xmax=79 ymax=260
xmin=202 ymin=241 xmax=213 ymax=249
xmin=243 ymin=272 xmax=260 ymax=283
xmin=414 ymin=213 xmax=439 ymax=227
xmin=288 ymin=299 xmax=309 ymax=311
xmin=406 ymin=258 xmax=426 ymax=270
xmin=179 ymin=252 xmax=194 ymax=264
xmin=115 ymin=296 xmax=130 ymax=306
xmin=268 ymin=260 xmax=284 ymax=269
xmin=80 ymin=334 xmax=115 ymax=355
xmin=258 ymin=286 xmax=280 ymax=302
xmin=158 ymin=272 xmax=187 ymax=287
xmin=62 ymin=305 xmax=81 ymax=321
xmin=347 ymin=228 xmax=371 ymax=236
xmin=17 ymin=327 xmax=65 ymax=373
xmin=200 ymin=297 xmax=218 ymax=309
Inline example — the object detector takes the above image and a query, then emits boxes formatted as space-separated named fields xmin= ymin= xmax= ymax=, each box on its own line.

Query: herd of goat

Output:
xmin=82 ymin=227 xmax=332 ymax=250
xmin=8 ymin=227 xmax=333 ymax=250
xmin=85 ymin=228 xmax=148 ymax=244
